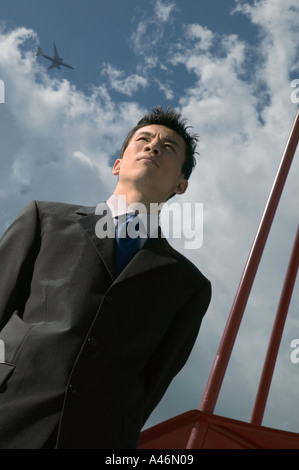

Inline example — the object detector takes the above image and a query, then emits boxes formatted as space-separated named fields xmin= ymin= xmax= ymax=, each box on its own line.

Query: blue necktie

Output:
xmin=115 ymin=214 xmax=141 ymax=275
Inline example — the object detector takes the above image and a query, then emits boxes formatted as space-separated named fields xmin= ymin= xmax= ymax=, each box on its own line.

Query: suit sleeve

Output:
xmin=142 ymin=278 xmax=212 ymax=425
xmin=0 ymin=201 xmax=40 ymax=328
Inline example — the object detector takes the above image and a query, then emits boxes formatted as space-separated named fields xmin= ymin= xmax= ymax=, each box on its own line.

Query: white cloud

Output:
xmin=233 ymin=0 xmax=299 ymax=128
xmin=155 ymin=0 xmax=176 ymax=23
xmin=185 ymin=23 xmax=215 ymax=51
xmin=154 ymin=77 xmax=174 ymax=100
xmin=130 ymin=0 xmax=176 ymax=67
xmin=101 ymin=63 xmax=148 ymax=96
xmin=0 ymin=25 xmax=144 ymax=229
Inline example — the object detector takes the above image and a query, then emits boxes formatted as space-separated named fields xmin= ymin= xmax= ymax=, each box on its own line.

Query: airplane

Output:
xmin=36 ymin=43 xmax=74 ymax=70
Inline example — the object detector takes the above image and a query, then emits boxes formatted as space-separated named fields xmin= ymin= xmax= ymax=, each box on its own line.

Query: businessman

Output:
xmin=0 ymin=106 xmax=211 ymax=449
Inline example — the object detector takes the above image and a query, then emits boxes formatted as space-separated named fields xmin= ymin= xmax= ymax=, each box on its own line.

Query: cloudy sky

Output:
xmin=1 ymin=0 xmax=299 ymax=441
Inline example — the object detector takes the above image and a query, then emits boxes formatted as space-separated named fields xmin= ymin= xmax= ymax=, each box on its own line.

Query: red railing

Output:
xmin=250 ymin=224 xmax=299 ymax=425
xmin=186 ymin=109 xmax=299 ymax=448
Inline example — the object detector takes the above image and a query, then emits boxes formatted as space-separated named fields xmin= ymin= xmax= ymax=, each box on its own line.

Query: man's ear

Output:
xmin=112 ymin=159 xmax=121 ymax=175
xmin=173 ymin=178 xmax=188 ymax=195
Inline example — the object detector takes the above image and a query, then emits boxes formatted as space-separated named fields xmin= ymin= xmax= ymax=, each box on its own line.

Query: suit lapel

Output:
xmin=75 ymin=204 xmax=178 ymax=283
xmin=114 ymin=230 xmax=178 ymax=283
xmin=76 ymin=204 xmax=116 ymax=280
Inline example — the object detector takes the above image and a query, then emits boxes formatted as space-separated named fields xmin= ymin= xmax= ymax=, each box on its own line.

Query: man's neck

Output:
xmin=113 ymin=187 xmax=164 ymax=214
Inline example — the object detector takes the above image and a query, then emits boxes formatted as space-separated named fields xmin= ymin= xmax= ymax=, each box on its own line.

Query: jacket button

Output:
xmin=69 ymin=384 xmax=77 ymax=394
xmin=87 ymin=336 xmax=98 ymax=347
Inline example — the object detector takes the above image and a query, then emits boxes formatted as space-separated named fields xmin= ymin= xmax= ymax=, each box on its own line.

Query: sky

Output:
xmin=0 ymin=0 xmax=299 ymax=443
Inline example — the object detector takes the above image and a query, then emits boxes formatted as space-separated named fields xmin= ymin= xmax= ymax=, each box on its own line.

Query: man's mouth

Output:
xmin=138 ymin=156 xmax=159 ymax=167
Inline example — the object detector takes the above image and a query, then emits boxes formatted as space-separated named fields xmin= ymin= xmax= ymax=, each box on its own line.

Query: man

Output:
xmin=0 ymin=106 xmax=211 ymax=449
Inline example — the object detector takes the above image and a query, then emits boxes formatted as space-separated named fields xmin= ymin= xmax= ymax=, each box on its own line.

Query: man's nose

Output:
xmin=145 ymin=141 xmax=160 ymax=155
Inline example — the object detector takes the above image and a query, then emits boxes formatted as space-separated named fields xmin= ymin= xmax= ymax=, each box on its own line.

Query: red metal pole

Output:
xmin=199 ymin=110 xmax=299 ymax=414
xmin=187 ymin=110 xmax=299 ymax=449
xmin=250 ymin=224 xmax=299 ymax=425
xmin=186 ymin=109 xmax=299 ymax=450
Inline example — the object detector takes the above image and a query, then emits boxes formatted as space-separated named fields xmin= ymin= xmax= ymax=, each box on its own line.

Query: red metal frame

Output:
xmin=139 ymin=409 xmax=299 ymax=449
xmin=139 ymin=109 xmax=299 ymax=449
xmin=197 ymin=109 xmax=299 ymax=417
xmin=250 ymin=224 xmax=299 ymax=425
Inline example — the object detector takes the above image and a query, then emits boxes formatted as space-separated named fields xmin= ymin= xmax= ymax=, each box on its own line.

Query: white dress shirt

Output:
xmin=106 ymin=195 xmax=159 ymax=246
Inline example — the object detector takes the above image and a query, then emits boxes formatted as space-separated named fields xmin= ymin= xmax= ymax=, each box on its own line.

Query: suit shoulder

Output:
xmin=33 ymin=200 xmax=95 ymax=218
xmin=34 ymin=200 xmax=83 ymax=212
xmin=180 ymin=251 xmax=210 ymax=284
xmin=163 ymin=239 xmax=211 ymax=286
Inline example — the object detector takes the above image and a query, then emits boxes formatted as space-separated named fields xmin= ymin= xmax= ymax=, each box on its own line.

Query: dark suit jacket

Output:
xmin=0 ymin=200 xmax=211 ymax=449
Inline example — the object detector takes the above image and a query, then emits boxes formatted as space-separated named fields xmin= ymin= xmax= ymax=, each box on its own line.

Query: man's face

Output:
xmin=113 ymin=124 xmax=188 ymax=202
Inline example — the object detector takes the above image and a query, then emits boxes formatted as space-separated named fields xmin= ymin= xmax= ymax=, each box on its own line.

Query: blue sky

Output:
xmin=1 ymin=0 xmax=260 ymax=106
xmin=0 ymin=0 xmax=299 ymax=445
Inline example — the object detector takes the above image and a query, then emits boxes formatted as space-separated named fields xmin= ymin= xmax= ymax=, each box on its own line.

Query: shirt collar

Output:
xmin=106 ymin=194 xmax=134 ymax=218
xmin=106 ymin=194 xmax=159 ymax=239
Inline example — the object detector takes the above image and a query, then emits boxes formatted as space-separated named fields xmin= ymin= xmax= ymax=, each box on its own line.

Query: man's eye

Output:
xmin=164 ymin=143 xmax=175 ymax=151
